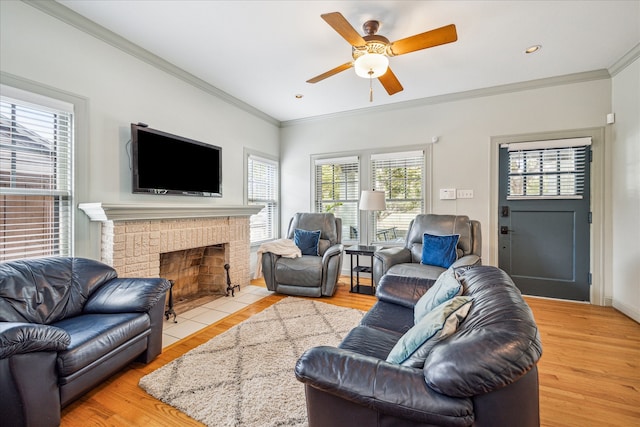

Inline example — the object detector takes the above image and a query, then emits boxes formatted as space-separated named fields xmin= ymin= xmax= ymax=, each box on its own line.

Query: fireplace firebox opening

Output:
xmin=159 ymin=244 xmax=227 ymax=313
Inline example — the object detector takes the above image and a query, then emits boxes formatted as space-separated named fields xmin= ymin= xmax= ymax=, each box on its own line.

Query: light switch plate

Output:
xmin=457 ymin=189 xmax=474 ymax=199
xmin=440 ymin=188 xmax=457 ymax=200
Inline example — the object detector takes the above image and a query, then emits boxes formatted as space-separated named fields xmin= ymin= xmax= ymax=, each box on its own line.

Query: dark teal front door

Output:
xmin=498 ymin=143 xmax=591 ymax=301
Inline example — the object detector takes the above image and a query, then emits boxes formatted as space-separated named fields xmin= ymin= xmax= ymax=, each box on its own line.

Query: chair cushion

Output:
xmin=53 ymin=313 xmax=149 ymax=377
xmin=339 ymin=326 xmax=403 ymax=360
xmin=360 ymin=300 xmax=416 ymax=334
xmin=275 ymin=256 xmax=323 ymax=287
xmin=386 ymin=296 xmax=472 ymax=368
xmin=387 ymin=263 xmax=446 ymax=281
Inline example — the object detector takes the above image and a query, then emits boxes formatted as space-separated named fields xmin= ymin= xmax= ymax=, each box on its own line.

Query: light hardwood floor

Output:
xmin=60 ymin=278 xmax=640 ymax=426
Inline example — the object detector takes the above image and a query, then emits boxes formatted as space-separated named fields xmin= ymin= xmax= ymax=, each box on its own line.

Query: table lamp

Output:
xmin=359 ymin=189 xmax=386 ymax=245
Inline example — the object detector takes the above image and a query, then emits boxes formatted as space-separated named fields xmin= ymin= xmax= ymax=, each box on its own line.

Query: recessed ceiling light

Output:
xmin=525 ymin=45 xmax=542 ymax=54
xmin=295 ymin=94 xmax=304 ymax=99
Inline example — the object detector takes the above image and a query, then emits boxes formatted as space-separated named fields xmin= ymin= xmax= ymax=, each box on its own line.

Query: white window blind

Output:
xmin=502 ymin=138 xmax=591 ymax=200
xmin=370 ymin=151 xmax=424 ymax=242
xmin=1 ymin=93 xmax=73 ymax=261
xmin=314 ymin=156 xmax=359 ymax=240
xmin=247 ymin=154 xmax=279 ymax=244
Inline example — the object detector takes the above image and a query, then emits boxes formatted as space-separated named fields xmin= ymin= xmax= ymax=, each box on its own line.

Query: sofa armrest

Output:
xmin=0 ymin=322 xmax=70 ymax=358
xmin=84 ymin=278 xmax=170 ymax=314
xmin=261 ymin=252 xmax=279 ymax=291
xmin=322 ymin=243 xmax=343 ymax=263
xmin=376 ymin=275 xmax=435 ymax=308
xmin=295 ymin=346 xmax=473 ymax=426
xmin=451 ymin=254 xmax=481 ymax=269
xmin=372 ymin=246 xmax=411 ymax=284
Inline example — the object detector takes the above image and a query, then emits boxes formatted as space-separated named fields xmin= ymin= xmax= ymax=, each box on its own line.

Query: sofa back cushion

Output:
xmin=0 ymin=257 xmax=118 ymax=324
xmin=422 ymin=266 xmax=542 ymax=398
xmin=406 ymin=215 xmax=473 ymax=263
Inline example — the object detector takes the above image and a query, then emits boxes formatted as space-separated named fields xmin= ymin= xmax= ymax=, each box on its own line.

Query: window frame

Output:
xmin=370 ymin=150 xmax=425 ymax=244
xmin=1 ymin=86 xmax=74 ymax=261
xmin=313 ymin=155 xmax=360 ymax=242
xmin=311 ymin=145 xmax=431 ymax=245
xmin=502 ymin=138 xmax=592 ymax=200
xmin=245 ymin=149 xmax=279 ymax=245
xmin=2 ymin=73 xmax=89 ymax=259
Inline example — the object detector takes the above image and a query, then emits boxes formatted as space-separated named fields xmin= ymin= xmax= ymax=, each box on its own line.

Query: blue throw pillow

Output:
xmin=387 ymin=296 xmax=473 ymax=368
xmin=414 ymin=267 xmax=463 ymax=324
xmin=421 ymin=233 xmax=460 ymax=268
xmin=293 ymin=229 xmax=321 ymax=256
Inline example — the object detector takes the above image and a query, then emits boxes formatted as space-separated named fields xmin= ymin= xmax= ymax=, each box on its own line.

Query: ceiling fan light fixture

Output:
xmin=354 ymin=53 xmax=389 ymax=78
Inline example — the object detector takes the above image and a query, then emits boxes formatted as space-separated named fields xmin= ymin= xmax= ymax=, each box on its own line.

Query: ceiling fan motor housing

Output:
xmin=352 ymin=35 xmax=390 ymax=60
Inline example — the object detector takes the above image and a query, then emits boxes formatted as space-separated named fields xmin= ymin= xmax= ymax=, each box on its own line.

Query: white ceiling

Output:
xmin=57 ymin=0 xmax=639 ymax=123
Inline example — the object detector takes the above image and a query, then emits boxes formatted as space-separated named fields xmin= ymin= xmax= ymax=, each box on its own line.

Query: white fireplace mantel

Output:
xmin=78 ymin=202 xmax=263 ymax=222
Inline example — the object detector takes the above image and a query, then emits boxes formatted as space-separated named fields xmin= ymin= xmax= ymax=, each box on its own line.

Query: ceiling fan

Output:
xmin=307 ymin=12 xmax=458 ymax=99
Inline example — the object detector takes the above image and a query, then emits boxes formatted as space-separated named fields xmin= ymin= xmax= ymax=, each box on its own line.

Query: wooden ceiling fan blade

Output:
xmin=389 ymin=24 xmax=457 ymax=56
xmin=378 ymin=68 xmax=403 ymax=95
xmin=307 ymin=62 xmax=353 ymax=84
xmin=321 ymin=12 xmax=366 ymax=46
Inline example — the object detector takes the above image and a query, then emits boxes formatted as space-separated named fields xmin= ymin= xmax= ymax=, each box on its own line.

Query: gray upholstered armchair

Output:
xmin=373 ymin=214 xmax=481 ymax=284
xmin=261 ymin=213 xmax=343 ymax=297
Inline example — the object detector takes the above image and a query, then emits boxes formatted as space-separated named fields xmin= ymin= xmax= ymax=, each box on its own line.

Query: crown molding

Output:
xmin=280 ymin=69 xmax=611 ymax=127
xmin=23 ymin=0 xmax=279 ymax=126
xmin=608 ymin=43 xmax=640 ymax=77
xmin=23 ymin=1 xmax=624 ymax=129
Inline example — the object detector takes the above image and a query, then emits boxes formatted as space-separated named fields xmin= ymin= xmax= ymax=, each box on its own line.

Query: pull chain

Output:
xmin=368 ymin=69 xmax=374 ymax=102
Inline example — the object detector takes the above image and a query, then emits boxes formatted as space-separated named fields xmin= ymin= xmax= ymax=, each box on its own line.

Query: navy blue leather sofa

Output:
xmin=0 ymin=257 xmax=170 ymax=427
xmin=295 ymin=266 xmax=543 ymax=427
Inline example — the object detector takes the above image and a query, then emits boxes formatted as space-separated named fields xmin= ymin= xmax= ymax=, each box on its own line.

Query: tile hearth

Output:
xmin=161 ymin=285 xmax=271 ymax=348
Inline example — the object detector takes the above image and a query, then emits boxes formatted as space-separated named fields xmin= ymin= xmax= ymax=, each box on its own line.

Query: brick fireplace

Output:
xmin=78 ymin=203 xmax=262 ymax=304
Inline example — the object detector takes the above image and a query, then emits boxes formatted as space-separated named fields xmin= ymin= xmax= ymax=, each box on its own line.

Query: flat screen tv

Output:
xmin=131 ymin=123 xmax=222 ymax=197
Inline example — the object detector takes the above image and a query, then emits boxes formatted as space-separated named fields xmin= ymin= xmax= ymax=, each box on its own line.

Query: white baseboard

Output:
xmin=612 ymin=299 xmax=640 ymax=324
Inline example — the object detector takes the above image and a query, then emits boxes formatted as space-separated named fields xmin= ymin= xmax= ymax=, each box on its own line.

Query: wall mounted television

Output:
xmin=131 ymin=123 xmax=222 ymax=197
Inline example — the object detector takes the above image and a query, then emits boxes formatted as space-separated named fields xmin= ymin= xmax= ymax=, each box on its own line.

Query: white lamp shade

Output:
xmin=359 ymin=190 xmax=386 ymax=211
xmin=354 ymin=53 xmax=389 ymax=78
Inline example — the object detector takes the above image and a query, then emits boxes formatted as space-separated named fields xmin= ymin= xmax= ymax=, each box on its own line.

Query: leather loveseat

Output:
xmin=0 ymin=257 xmax=170 ymax=427
xmin=295 ymin=265 xmax=543 ymax=427
xmin=373 ymin=214 xmax=482 ymax=284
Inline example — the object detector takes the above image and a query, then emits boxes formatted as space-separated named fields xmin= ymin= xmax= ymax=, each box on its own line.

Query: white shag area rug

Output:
xmin=139 ymin=297 xmax=364 ymax=427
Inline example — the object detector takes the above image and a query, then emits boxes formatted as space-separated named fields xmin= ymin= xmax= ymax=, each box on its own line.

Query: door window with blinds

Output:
xmin=0 ymin=90 xmax=74 ymax=261
xmin=314 ymin=156 xmax=359 ymax=240
xmin=370 ymin=150 xmax=424 ymax=242
xmin=247 ymin=153 xmax=278 ymax=244
xmin=502 ymin=138 xmax=591 ymax=200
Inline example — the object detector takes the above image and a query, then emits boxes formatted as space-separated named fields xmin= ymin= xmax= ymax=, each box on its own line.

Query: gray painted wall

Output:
xmin=1 ymin=1 xmax=280 ymax=260
xmin=611 ymin=57 xmax=640 ymax=322
xmin=2 ymin=1 xmax=638 ymax=321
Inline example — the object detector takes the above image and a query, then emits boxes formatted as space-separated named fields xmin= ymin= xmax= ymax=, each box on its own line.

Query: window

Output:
xmin=247 ymin=153 xmax=278 ymax=244
xmin=314 ymin=156 xmax=359 ymax=240
xmin=504 ymin=138 xmax=591 ymax=199
xmin=370 ymin=151 xmax=424 ymax=241
xmin=0 ymin=91 xmax=74 ymax=261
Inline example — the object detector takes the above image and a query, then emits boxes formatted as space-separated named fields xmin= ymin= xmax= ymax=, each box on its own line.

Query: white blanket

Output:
xmin=254 ymin=238 xmax=301 ymax=279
